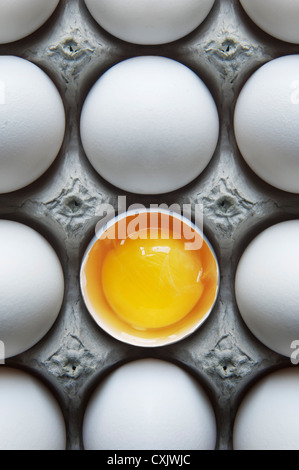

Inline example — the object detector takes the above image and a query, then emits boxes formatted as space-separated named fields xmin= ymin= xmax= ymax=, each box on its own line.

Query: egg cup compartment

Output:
xmin=1 ymin=0 xmax=299 ymax=451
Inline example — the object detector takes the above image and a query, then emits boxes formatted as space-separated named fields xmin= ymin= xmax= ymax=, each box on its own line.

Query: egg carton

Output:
xmin=1 ymin=0 xmax=299 ymax=451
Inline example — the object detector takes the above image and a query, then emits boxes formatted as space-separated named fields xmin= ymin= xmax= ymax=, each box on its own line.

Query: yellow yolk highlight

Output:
xmin=101 ymin=234 xmax=204 ymax=329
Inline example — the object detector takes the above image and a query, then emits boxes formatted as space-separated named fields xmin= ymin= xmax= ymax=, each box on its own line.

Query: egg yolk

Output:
xmin=101 ymin=231 xmax=204 ymax=330
xmin=82 ymin=213 xmax=219 ymax=342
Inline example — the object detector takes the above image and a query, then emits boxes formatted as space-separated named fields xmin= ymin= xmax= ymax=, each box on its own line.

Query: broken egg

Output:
xmin=80 ymin=209 xmax=219 ymax=347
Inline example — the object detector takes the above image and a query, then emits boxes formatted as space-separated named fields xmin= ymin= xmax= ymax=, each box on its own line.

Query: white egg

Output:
xmin=0 ymin=220 xmax=64 ymax=359
xmin=80 ymin=56 xmax=219 ymax=195
xmin=0 ymin=0 xmax=60 ymax=44
xmin=0 ymin=55 xmax=65 ymax=194
xmin=234 ymin=55 xmax=299 ymax=194
xmin=84 ymin=0 xmax=215 ymax=45
xmin=240 ymin=0 xmax=299 ymax=44
xmin=235 ymin=220 xmax=299 ymax=358
xmin=233 ymin=367 xmax=299 ymax=450
xmin=83 ymin=359 xmax=217 ymax=450
xmin=0 ymin=367 xmax=66 ymax=450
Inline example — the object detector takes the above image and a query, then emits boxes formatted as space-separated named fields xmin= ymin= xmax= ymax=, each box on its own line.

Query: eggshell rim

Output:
xmin=80 ymin=207 xmax=220 ymax=348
